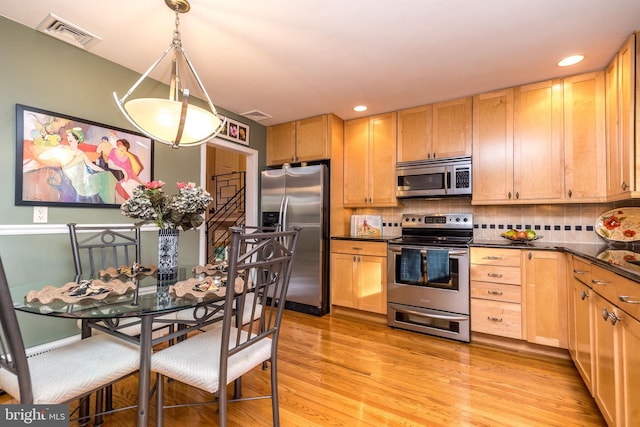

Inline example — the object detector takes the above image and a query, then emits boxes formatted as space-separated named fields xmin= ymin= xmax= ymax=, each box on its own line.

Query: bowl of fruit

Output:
xmin=500 ymin=229 xmax=541 ymax=241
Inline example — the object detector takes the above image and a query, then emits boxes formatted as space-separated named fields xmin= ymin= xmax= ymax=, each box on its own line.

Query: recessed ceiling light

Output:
xmin=558 ymin=54 xmax=584 ymax=67
xmin=353 ymin=105 xmax=368 ymax=112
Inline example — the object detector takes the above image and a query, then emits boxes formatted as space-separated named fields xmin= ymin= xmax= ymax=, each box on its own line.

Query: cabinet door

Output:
xmin=570 ymin=280 xmax=594 ymax=392
xmin=593 ymin=293 xmax=618 ymax=427
xmin=513 ymin=79 xmax=564 ymax=201
xmin=330 ymin=252 xmax=358 ymax=308
xmin=357 ymin=255 xmax=387 ymax=314
xmin=432 ymin=97 xmax=472 ymax=158
xmin=343 ymin=117 xmax=370 ymax=206
xmin=296 ymin=115 xmax=330 ymax=162
xmin=563 ymin=72 xmax=606 ymax=201
xmin=368 ymin=112 xmax=397 ymax=206
xmin=619 ymin=314 xmax=640 ymax=427
xmin=523 ymin=250 xmax=567 ymax=348
xmin=266 ymin=121 xmax=296 ymax=166
xmin=472 ymin=89 xmax=514 ymax=204
xmin=397 ymin=105 xmax=432 ymax=162
xmin=605 ymin=34 xmax=635 ymax=199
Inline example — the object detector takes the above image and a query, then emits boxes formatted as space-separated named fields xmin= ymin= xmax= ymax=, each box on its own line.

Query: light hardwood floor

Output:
xmin=1 ymin=310 xmax=605 ymax=426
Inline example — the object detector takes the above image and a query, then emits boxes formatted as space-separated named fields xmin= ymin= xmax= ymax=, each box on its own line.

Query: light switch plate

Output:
xmin=33 ymin=206 xmax=48 ymax=223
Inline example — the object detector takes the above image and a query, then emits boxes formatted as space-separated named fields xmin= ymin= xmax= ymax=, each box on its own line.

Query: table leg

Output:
xmin=137 ymin=316 xmax=153 ymax=427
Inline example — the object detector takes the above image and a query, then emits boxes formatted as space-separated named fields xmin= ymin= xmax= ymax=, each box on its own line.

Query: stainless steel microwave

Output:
xmin=396 ymin=157 xmax=472 ymax=198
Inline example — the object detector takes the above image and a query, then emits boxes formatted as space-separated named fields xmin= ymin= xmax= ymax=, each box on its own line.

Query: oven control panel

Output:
xmin=401 ymin=213 xmax=473 ymax=229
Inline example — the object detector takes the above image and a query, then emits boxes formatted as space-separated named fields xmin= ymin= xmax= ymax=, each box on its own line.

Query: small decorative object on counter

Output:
xmin=595 ymin=207 xmax=640 ymax=242
xmin=350 ymin=215 xmax=382 ymax=238
xmin=500 ymin=229 xmax=542 ymax=241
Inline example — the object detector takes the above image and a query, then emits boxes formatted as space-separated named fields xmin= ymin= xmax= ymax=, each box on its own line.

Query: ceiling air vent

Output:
xmin=36 ymin=13 xmax=101 ymax=49
xmin=241 ymin=110 xmax=272 ymax=122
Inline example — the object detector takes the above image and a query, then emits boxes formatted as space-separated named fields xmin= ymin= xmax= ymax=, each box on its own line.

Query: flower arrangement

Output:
xmin=120 ymin=180 xmax=213 ymax=230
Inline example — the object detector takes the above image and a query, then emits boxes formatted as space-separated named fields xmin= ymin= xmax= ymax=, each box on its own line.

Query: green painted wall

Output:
xmin=0 ymin=16 xmax=266 ymax=346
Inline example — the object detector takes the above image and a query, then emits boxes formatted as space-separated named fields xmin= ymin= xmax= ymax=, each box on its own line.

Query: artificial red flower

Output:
xmin=144 ymin=180 xmax=165 ymax=190
xmin=623 ymin=229 xmax=636 ymax=238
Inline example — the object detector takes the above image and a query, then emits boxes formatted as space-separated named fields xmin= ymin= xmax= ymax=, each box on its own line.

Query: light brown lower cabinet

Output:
xmin=523 ymin=250 xmax=567 ymax=348
xmin=330 ymin=240 xmax=387 ymax=314
xmin=569 ymin=256 xmax=640 ymax=427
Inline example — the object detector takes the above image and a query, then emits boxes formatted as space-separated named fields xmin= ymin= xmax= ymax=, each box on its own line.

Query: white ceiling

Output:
xmin=2 ymin=0 xmax=640 ymax=126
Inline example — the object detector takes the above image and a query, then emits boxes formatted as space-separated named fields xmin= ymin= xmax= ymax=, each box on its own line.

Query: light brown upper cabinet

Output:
xmin=563 ymin=71 xmax=606 ymax=202
xmin=344 ymin=112 xmax=397 ymax=207
xmin=266 ymin=114 xmax=338 ymax=166
xmin=471 ymin=88 xmax=514 ymax=203
xmin=605 ymin=33 xmax=635 ymax=200
xmin=397 ymin=97 xmax=472 ymax=163
xmin=513 ymin=79 xmax=564 ymax=201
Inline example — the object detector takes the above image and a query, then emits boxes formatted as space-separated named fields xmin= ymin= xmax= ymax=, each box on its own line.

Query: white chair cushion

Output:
xmin=0 ymin=334 xmax=139 ymax=404
xmin=151 ymin=327 xmax=272 ymax=394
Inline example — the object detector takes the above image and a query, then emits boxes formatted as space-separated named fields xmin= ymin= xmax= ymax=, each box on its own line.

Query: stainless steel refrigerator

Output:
xmin=260 ymin=164 xmax=329 ymax=316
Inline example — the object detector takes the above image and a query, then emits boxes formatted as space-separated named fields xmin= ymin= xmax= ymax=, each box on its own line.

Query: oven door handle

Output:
xmin=388 ymin=247 xmax=468 ymax=257
xmin=391 ymin=305 xmax=469 ymax=322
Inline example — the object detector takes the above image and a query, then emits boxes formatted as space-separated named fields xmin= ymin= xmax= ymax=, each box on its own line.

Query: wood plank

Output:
xmin=0 ymin=310 xmax=605 ymax=426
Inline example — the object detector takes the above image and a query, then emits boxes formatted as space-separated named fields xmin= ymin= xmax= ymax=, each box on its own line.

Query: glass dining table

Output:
xmin=11 ymin=266 xmax=230 ymax=427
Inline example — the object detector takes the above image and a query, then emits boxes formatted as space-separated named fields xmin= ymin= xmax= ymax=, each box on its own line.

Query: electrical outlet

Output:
xmin=33 ymin=206 xmax=48 ymax=223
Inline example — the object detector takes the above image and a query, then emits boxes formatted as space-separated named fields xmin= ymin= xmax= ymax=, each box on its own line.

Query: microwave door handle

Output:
xmin=446 ymin=171 xmax=452 ymax=191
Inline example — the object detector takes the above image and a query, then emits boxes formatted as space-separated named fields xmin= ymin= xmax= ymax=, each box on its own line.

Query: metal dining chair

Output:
xmin=0 ymin=256 xmax=140 ymax=425
xmin=151 ymin=226 xmax=300 ymax=426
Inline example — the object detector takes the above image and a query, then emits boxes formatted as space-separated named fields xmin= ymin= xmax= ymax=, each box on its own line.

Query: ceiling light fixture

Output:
xmin=353 ymin=105 xmax=368 ymax=112
xmin=558 ymin=54 xmax=585 ymax=67
xmin=113 ymin=0 xmax=226 ymax=149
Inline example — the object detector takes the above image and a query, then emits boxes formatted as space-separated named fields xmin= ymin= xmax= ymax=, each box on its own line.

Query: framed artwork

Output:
xmin=217 ymin=116 xmax=249 ymax=146
xmin=15 ymin=104 xmax=154 ymax=208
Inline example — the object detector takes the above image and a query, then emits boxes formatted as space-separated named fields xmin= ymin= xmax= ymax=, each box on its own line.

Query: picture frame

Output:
xmin=15 ymin=104 xmax=154 ymax=208
xmin=217 ymin=115 xmax=250 ymax=146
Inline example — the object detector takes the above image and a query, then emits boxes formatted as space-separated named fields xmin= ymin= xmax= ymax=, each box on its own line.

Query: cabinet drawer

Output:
xmin=471 ymin=248 xmax=521 ymax=267
xmin=591 ymin=265 xmax=627 ymax=307
xmin=470 ymin=265 xmax=521 ymax=285
xmin=471 ymin=281 xmax=521 ymax=303
xmin=331 ymin=240 xmax=387 ymax=256
xmin=471 ymin=298 xmax=522 ymax=339
xmin=572 ymin=256 xmax=592 ymax=285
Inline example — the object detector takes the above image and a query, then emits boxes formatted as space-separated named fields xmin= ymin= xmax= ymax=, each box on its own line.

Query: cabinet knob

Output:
xmin=508 ymin=192 xmax=512 ymax=199
xmin=608 ymin=311 xmax=621 ymax=326
xmin=487 ymin=290 xmax=503 ymax=296
xmin=573 ymin=269 xmax=586 ymax=275
xmin=580 ymin=289 xmax=589 ymax=300
xmin=591 ymin=279 xmax=610 ymax=286
xmin=487 ymin=273 xmax=503 ymax=278
xmin=528 ymin=252 xmax=532 ymax=260
xmin=622 ymin=181 xmax=629 ymax=191
xmin=485 ymin=256 xmax=502 ymax=260
xmin=487 ymin=316 xmax=503 ymax=322
xmin=515 ymin=192 xmax=520 ymax=199
xmin=568 ymin=189 xmax=573 ymax=198
xmin=600 ymin=307 xmax=610 ymax=321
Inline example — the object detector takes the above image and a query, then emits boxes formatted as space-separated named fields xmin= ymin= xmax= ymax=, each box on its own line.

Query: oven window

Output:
xmin=397 ymin=173 xmax=445 ymax=191
xmin=393 ymin=251 xmax=459 ymax=291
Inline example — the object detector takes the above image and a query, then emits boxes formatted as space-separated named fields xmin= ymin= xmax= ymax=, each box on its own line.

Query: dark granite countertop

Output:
xmin=331 ymin=235 xmax=399 ymax=243
xmin=472 ymin=239 xmax=640 ymax=283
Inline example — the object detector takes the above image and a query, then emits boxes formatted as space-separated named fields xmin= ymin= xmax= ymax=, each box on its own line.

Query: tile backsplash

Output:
xmin=354 ymin=197 xmax=640 ymax=244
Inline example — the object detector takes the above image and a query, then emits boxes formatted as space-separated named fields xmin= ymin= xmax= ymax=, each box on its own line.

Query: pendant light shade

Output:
xmin=113 ymin=0 xmax=226 ymax=148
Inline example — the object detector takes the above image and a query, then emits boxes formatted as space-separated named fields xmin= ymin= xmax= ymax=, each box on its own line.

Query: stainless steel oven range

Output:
xmin=387 ymin=213 xmax=472 ymax=342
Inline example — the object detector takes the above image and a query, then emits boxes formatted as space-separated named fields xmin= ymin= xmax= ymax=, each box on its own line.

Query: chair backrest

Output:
xmin=68 ymin=223 xmax=141 ymax=278
xmin=219 ymin=226 xmax=299 ymax=379
xmin=0 ymin=257 xmax=34 ymax=403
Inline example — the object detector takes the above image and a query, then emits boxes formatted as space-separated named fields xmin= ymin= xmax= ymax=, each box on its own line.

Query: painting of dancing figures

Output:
xmin=16 ymin=104 xmax=153 ymax=207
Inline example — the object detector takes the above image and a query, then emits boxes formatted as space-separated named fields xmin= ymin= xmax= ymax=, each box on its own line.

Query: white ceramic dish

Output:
xmin=595 ymin=207 xmax=640 ymax=242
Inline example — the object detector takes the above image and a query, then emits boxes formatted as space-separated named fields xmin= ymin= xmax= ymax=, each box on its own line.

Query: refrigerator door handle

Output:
xmin=281 ymin=196 xmax=290 ymax=231
xmin=278 ymin=196 xmax=286 ymax=229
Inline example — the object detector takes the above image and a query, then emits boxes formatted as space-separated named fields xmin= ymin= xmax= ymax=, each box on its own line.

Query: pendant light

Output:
xmin=113 ymin=0 xmax=226 ymax=148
